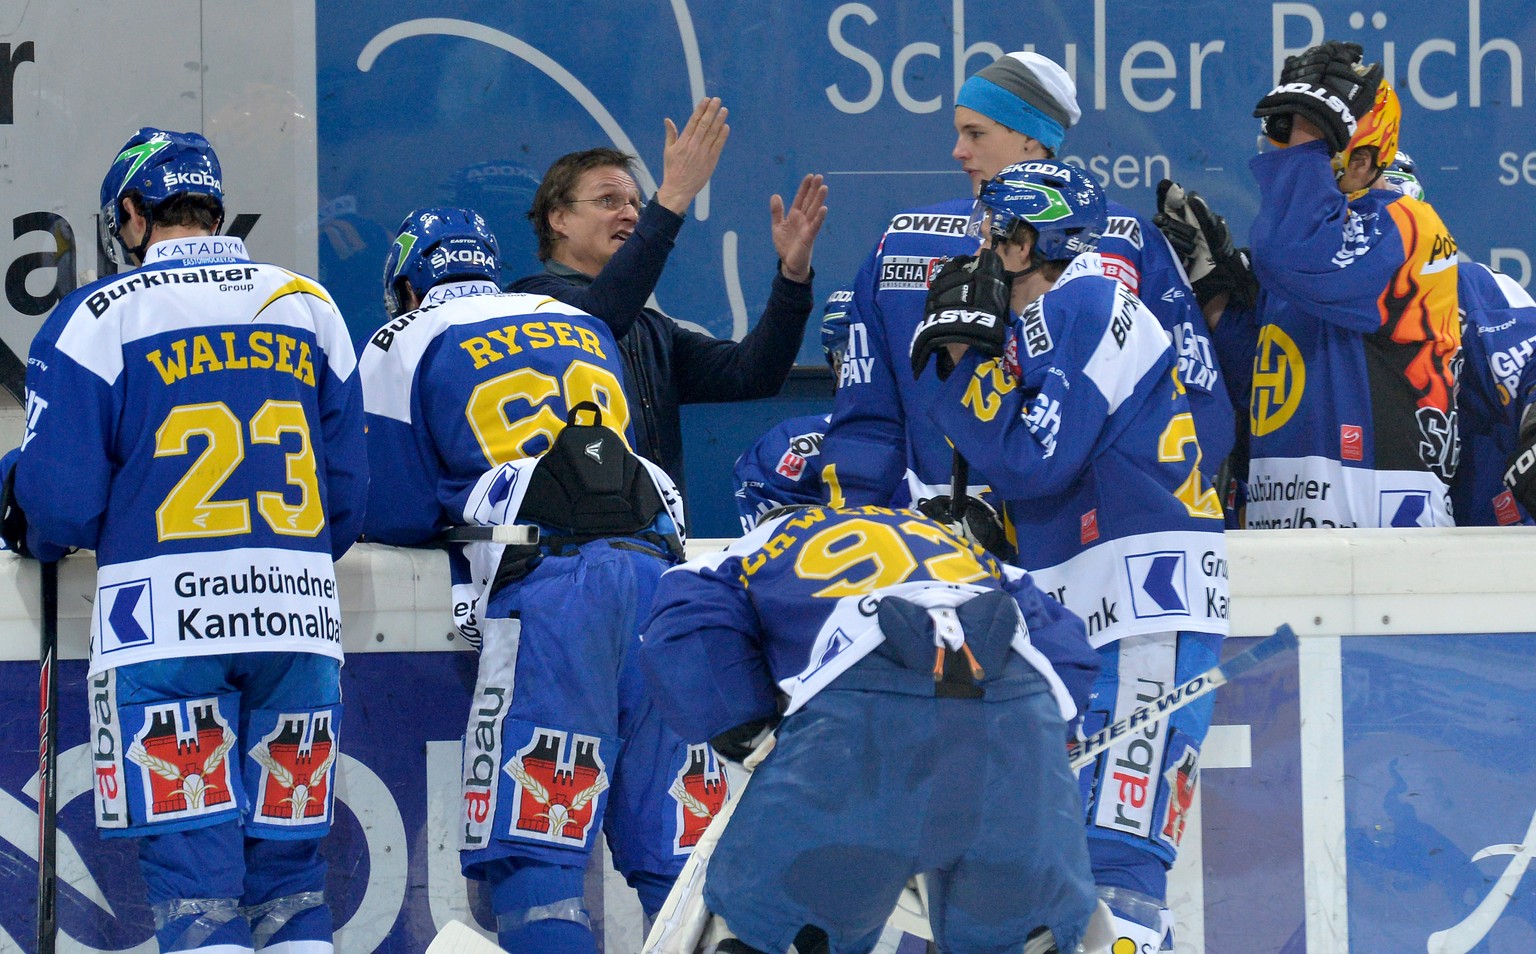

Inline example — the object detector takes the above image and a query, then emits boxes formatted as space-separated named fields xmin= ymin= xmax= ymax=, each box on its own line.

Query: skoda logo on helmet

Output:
xmin=163 ymin=170 xmax=221 ymax=190
xmin=430 ymin=246 xmax=494 ymax=269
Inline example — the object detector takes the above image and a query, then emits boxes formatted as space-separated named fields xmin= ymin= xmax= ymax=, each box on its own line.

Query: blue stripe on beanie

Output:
xmin=956 ymin=75 xmax=1067 ymax=151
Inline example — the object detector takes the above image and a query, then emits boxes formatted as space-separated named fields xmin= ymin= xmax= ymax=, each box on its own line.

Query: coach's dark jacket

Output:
xmin=509 ymin=200 xmax=813 ymax=494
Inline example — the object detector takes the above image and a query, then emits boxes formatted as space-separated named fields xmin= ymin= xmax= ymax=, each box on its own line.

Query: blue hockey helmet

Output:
xmin=99 ymin=127 xmax=224 ymax=266
xmin=1382 ymin=150 xmax=1424 ymax=200
xmin=821 ymin=285 xmax=854 ymax=371
xmin=383 ymin=207 xmax=501 ymax=318
xmin=969 ymin=159 xmax=1105 ymax=262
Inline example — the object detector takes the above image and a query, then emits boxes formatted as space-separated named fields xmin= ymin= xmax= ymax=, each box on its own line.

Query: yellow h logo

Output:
xmin=1250 ymin=324 xmax=1305 ymax=436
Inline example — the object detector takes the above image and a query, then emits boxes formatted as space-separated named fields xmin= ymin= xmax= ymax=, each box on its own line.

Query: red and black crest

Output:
xmin=670 ymin=743 xmax=728 ymax=851
xmin=505 ymin=728 xmax=609 ymax=846
xmin=250 ymin=710 xmax=337 ymax=825
xmin=127 ymin=700 xmax=236 ymax=822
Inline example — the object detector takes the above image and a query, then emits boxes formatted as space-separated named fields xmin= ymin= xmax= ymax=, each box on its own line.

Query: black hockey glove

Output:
xmin=916 ymin=493 xmax=1015 ymax=562
xmin=1253 ymin=41 xmax=1382 ymax=154
xmin=1154 ymin=180 xmax=1260 ymax=311
xmin=1503 ymin=401 xmax=1536 ymax=516
xmin=709 ymin=714 xmax=779 ymax=765
xmin=0 ymin=460 xmax=32 ymax=558
xmin=911 ymin=250 xmax=1010 ymax=381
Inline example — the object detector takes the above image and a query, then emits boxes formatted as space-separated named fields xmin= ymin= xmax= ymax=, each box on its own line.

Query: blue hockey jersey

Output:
xmin=928 ymin=256 xmax=1229 ymax=649
xmin=639 ymin=506 xmax=1098 ymax=746
xmin=359 ymin=284 xmax=644 ymax=644
xmin=14 ymin=237 xmax=367 ymax=674
xmin=822 ymin=195 xmax=1231 ymax=509
xmin=359 ymin=285 xmax=636 ymax=545
xmin=1242 ymin=141 xmax=1460 ymax=529
xmin=732 ymin=413 xmax=830 ymax=532
xmin=1454 ymin=262 xmax=1536 ymax=526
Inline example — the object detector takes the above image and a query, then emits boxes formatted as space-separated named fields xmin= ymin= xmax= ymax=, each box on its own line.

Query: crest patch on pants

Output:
xmin=671 ymin=743 xmax=728 ymax=852
xmin=1154 ymin=733 xmax=1201 ymax=853
xmin=126 ymin=696 xmax=239 ymax=826
xmin=245 ymin=705 xmax=341 ymax=834
xmin=504 ymin=723 xmax=613 ymax=848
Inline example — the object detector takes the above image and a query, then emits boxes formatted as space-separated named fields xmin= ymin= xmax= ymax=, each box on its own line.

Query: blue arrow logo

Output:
xmin=109 ymin=583 xmax=150 ymax=644
xmin=1141 ymin=555 xmax=1187 ymax=612
xmin=1389 ymin=493 xmax=1428 ymax=528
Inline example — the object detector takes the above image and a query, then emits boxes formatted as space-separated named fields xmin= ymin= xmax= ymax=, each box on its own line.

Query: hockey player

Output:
xmin=0 ymin=128 xmax=367 ymax=953
xmin=1169 ymin=152 xmax=1534 ymax=527
xmin=913 ymin=160 xmax=1229 ymax=950
xmin=1196 ymin=42 xmax=1459 ymax=529
xmin=730 ymin=287 xmax=854 ymax=531
xmin=1455 ymin=259 xmax=1536 ymax=524
xmin=821 ymin=51 xmax=1232 ymax=515
xmin=359 ymin=208 xmax=707 ymax=953
xmin=1378 ymin=155 xmax=1536 ymax=525
xmin=640 ymin=504 xmax=1105 ymax=954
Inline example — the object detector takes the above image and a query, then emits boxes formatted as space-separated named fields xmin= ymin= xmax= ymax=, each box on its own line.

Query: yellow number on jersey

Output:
xmin=465 ymin=359 xmax=631 ymax=466
xmin=155 ymin=402 xmax=251 ymax=540
xmin=155 ymin=399 xmax=326 ymax=541
xmin=793 ymin=516 xmax=991 ymax=597
xmin=1158 ymin=412 xmax=1223 ymax=519
xmin=794 ymin=518 xmax=918 ymax=597
xmin=251 ymin=400 xmax=325 ymax=536
xmin=961 ymin=358 xmax=1016 ymax=423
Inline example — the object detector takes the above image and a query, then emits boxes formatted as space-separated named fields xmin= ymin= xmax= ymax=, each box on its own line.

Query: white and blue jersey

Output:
xmin=731 ymin=413 xmax=830 ymax=532
xmin=641 ymin=506 xmax=1099 ymax=736
xmin=822 ymin=196 xmax=1232 ymax=509
xmin=930 ymin=255 xmax=1229 ymax=649
xmin=14 ymin=237 xmax=367 ymax=675
xmin=1454 ymin=262 xmax=1536 ymax=525
xmin=360 ymin=284 xmax=633 ymax=546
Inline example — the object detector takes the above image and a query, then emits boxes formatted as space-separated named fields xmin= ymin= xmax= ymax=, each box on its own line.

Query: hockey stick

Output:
xmin=1067 ymin=624 xmax=1297 ymax=769
xmin=641 ymin=735 xmax=776 ymax=954
xmin=437 ymin=525 xmax=540 ymax=546
xmin=36 ymin=559 xmax=59 ymax=954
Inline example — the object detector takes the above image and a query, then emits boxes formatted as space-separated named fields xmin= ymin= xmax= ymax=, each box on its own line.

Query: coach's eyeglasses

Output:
xmin=568 ymin=194 xmax=643 ymax=213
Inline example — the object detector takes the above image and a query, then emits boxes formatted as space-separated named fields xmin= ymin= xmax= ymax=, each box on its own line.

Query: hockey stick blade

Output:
xmin=438 ymin=525 xmax=540 ymax=546
xmin=1067 ymin=624 xmax=1297 ymax=770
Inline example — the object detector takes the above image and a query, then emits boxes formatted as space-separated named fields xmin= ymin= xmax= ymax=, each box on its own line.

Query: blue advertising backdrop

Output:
xmin=312 ymin=0 xmax=1536 ymax=534
xmin=5 ymin=633 xmax=1536 ymax=951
